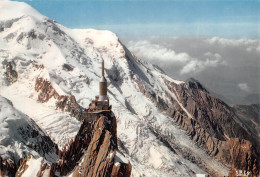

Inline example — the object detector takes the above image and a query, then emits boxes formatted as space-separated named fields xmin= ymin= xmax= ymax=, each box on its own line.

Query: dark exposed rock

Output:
xmin=36 ymin=161 xmax=54 ymax=177
xmin=37 ymin=114 xmax=131 ymax=177
xmin=35 ymin=77 xmax=81 ymax=118
xmin=15 ymin=157 xmax=30 ymax=177
xmin=111 ymin=162 xmax=132 ymax=177
xmin=223 ymin=138 xmax=259 ymax=175
xmin=31 ymin=61 xmax=44 ymax=70
xmin=38 ymin=33 xmax=46 ymax=40
xmin=117 ymin=139 xmax=129 ymax=155
xmin=231 ymin=104 xmax=260 ymax=138
xmin=170 ymin=79 xmax=249 ymax=141
xmin=5 ymin=61 xmax=18 ymax=84
xmin=163 ymin=78 xmax=260 ymax=175
xmin=27 ymin=29 xmax=37 ymax=39
xmin=0 ymin=156 xmax=17 ymax=177
xmin=4 ymin=32 xmax=17 ymax=41
xmin=17 ymin=122 xmax=59 ymax=162
xmin=63 ymin=63 xmax=74 ymax=71
xmin=56 ymin=95 xmax=81 ymax=119
xmin=35 ymin=77 xmax=60 ymax=102
xmin=0 ymin=17 xmax=21 ymax=29
xmin=16 ymin=32 xmax=26 ymax=43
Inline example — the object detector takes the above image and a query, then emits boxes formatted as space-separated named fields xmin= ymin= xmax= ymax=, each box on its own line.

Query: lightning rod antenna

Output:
xmin=102 ymin=60 xmax=104 ymax=76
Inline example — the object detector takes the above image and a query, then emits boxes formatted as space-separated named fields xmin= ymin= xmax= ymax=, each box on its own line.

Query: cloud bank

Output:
xmin=123 ymin=37 xmax=260 ymax=104
xmin=128 ymin=40 xmax=226 ymax=75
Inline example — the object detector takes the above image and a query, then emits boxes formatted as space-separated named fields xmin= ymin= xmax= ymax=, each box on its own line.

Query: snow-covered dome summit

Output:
xmin=0 ymin=0 xmax=45 ymax=21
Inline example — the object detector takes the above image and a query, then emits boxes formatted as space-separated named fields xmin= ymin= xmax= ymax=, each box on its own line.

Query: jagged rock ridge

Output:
xmin=34 ymin=114 xmax=131 ymax=177
xmin=164 ymin=79 xmax=259 ymax=174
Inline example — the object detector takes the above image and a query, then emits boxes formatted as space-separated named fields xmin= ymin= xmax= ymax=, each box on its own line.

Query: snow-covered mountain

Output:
xmin=0 ymin=1 xmax=259 ymax=176
xmin=0 ymin=96 xmax=58 ymax=160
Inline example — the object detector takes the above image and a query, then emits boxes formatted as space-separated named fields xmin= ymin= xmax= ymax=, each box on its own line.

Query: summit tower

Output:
xmin=85 ymin=59 xmax=110 ymax=111
xmin=99 ymin=60 xmax=108 ymax=102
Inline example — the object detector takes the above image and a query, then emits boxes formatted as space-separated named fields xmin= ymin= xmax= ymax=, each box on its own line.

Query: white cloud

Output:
xmin=128 ymin=40 xmax=192 ymax=63
xmin=238 ymin=83 xmax=250 ymax=92
xmin=204 ymin=52 xmax=222 ymax=60
xmin=128 ymin=40 xmax=226 ymax=75
xmin=209 ymin=37 xmax=260 ymax=54
xmin=180 ymin=58 xmax=226 ymax=75
xmin=206 ymin=37 xmax=259 ymax=48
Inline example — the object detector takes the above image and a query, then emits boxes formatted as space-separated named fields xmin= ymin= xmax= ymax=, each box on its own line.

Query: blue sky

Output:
xmin=14 ymin=0 xmax=260 ymax=37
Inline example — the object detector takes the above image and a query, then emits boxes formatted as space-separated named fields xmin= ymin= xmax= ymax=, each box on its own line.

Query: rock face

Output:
xmin=15 ymin=157 xmax=31 ymax=177
xmin=56 ymin=95 xmax=81 ymax=119
xmin=231 ymin=104 xmax=260 ymax=138
xmin=37 ymin=114 xmax=131 ymax=177
xmin=35 ymin=77 xmax=60 ymax=103
xmin=0 ymin=157 xmax=16 ymax=177
xmin=4 ymin=61 xmax=18 ymax=84
xmin=223 ymin=138 xmax=259 ymax=174
xmin=162 ymin=78 xmax=259 ymax=175
xmin=35 ymin=77 xmax=81 ymax=118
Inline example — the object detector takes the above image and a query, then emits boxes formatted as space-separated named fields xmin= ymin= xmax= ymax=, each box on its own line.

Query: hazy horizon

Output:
xmin=13 ymin=0 xmax=260 ymax=38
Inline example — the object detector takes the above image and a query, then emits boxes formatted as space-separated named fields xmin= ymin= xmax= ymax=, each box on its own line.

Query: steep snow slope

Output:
xmin=0 ymin=96 xmax=57 ymax=163
xmin=0 ymin=1 xmax=229 ymax=176
xmin=1 ymin=63 xmax=81 ymax=149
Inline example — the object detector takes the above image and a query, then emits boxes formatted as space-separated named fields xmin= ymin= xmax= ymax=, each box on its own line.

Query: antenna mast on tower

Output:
xmin=102 ymin=59 xmax=105 ymax=76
